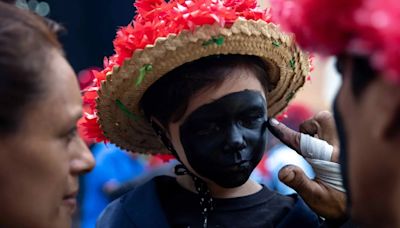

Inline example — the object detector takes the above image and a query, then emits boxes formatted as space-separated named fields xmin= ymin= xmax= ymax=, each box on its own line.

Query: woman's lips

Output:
xmin=63 ymin=191 xmax=77 ymax=214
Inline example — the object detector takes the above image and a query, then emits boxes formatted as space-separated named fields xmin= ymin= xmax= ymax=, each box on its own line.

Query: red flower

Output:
xmin=154 ymin=154 xmax=176 ymax=163
xmin=82 ymin=88 xmax=98 ymax=105
xmin=224 ymin=0 xmax=257 ymax=12
xmin=80 ymin=112 xmax=108 ymax=143
xmin=271 ymin=0 xmax=362 ymax=55
xmin=272 ymin=0 xmax=400 ymax=84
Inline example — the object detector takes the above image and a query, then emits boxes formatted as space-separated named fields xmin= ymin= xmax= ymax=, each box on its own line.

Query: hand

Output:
xmin=268 ymin=111 xmax=346 ymax=220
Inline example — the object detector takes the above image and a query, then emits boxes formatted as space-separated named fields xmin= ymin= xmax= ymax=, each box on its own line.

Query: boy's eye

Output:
xmin=195 ymin=122 xmax=221 ymax=136
xmin=239 ymin=113 xmax=264 ymax=128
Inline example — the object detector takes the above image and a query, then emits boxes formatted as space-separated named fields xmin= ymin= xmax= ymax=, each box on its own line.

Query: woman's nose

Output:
xmin=70 ymin=139 xmax=95 ymax=175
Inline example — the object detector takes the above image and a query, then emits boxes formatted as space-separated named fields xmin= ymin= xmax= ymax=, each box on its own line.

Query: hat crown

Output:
xmin=107 ymin=0 xmax=270 ymax=75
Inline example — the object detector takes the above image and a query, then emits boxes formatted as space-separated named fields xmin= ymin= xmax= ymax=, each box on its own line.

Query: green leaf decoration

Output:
xmin=136 ymin=64 xmax=153 ymax=87
xmin=289 ymin=58 xmax=296 ymax=71
xmin=272 ymin=41 xmax=281 ymax=47
xmin=202 ymin=36 xmax=225 ymax=47
xmin=286 ymin=91 xmax=296 ymax=103
xmin=215 ymin=36 xmax=225 ymax=46
xmin=202 ymin=39 xmax=214 ymax=46
xmin=115 ymin=99 xmax=140 ymax=121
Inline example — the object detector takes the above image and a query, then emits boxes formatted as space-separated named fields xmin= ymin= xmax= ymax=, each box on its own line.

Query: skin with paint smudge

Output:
xmin=180 ymin=90 xmax=268 ymax=188
xmin=167 ymin=69 xmax=267 ymax=198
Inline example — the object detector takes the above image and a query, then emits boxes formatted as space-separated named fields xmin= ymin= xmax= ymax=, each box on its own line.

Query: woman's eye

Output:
xmin=196 ymin=122 xmax=220 ymax=136
xmin=65 ymin=127 xmax=78 ymax=143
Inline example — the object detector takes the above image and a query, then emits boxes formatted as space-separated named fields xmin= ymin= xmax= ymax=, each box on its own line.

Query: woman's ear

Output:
xmin=149 ymin=117 xmax=175 ymax=153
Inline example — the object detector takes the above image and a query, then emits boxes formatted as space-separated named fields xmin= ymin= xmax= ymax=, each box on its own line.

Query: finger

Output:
xmin=299 ymin=119 xmax=320 ymax=137
xmin=314 ymin=112 xmax=340 ymax=162
xmin=267 ymin=118 xmax=301 ymax=152
xmin=269 ymin=118 xmax=334 ymax=161
xmin=300 ymin=111 xmax=340 ymax=162
xmin=278 ymin=165 xmax=324 ymax=204
xmin=280 ymin=165 xmax=347 ymax=219
xmin=313 ymin=111 xmax=339 ymax=146
xmin=300 ymin=134 xmax=333 ymax=160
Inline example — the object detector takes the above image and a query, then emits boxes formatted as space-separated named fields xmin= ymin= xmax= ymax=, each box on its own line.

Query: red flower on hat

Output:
xmin=79 ymin=0 xmax=271 ymax=143
xmin=81 ymin=112 xmax=108 ymax=142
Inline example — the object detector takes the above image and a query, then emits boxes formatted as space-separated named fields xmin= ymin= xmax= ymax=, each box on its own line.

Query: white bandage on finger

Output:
xmin=306 ymin=159 xmax=346 ymax=192
xmin=299 ymin=134 xmax=345 ymax=192
xmin=300 ymin=133 xmax=333 ymax=161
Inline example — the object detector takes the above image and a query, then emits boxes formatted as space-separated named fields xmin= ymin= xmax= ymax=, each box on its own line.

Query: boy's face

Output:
xmin=168 ymin=69 xmax=268 ymax=188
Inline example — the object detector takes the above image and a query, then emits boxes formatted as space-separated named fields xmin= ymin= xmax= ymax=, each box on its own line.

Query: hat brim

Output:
xmin=96 ymin=19 xmax=309 ymax=154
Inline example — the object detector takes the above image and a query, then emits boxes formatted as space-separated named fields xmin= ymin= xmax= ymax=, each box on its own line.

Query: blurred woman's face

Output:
xmin=0 ymin=50 xmax=95 ymax=228
xmin=168 ymin=68 xmax=268 ymax=188
xmin=335 ymin=59 xmax=400 ymax=227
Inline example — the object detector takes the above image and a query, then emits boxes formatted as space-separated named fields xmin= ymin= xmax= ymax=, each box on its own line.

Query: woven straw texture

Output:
xmin=96 ymin=19 xmax=309 ymax=154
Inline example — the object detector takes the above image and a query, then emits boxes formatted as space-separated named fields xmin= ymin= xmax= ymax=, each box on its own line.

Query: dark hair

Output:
xmin=0 ymin=2 xmax=62 ymax=134
xmin=140 ymin=54 xmax=270 ymax=128
xmin=336 ymin=55 xmax=377 ymax=97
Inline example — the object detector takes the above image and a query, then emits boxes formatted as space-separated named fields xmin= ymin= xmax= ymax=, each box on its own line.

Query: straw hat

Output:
xmin=81 ymin=0 xmax=311 ymax=154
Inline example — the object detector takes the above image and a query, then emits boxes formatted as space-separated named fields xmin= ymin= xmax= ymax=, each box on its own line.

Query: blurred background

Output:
xmin=16 ymin=0 xmax=135 ymax=73
xmin=14 ymin=0 xmax=342 ymax=227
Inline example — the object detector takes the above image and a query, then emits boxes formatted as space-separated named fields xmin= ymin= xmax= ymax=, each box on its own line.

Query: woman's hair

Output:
xmin=0 ymin=2 xmax=62 ymax=134
xmin=140 ymin=54 xmax=270 ymax=128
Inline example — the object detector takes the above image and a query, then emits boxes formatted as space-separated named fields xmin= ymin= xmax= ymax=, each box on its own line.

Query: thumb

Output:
xmin=279 ymin=165 xmax=347 ymax=220
xmin=278 ymin=165 xmax=321 ymax=201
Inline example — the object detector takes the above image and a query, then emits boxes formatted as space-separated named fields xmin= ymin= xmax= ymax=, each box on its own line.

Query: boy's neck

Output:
xmin=176 ymin=174 xmax=262 ymax=198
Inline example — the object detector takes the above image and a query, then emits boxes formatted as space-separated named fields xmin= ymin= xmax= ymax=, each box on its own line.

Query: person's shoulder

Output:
xmin=96 ymin=180 xmax=153 ymax=228
xmin=273 ymin=193 xmax=355 ymax=228
xmin=96 ymin=195 xmax=133 ymax=228
xmin=96 ymin=176 xmax=170 ymax=228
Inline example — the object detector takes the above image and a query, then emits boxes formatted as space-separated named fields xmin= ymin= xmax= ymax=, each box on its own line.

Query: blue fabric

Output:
xmin=81 ymin=143 xmax=145 ymax=228
xmin=97 ymin=176 xmax=320 ymax=228
xmin=277 ymin=194 xmax=321 ymax=228
xmin=261 ymin=144 xmax=315 ymax=195
xmin=97 ymin=178 xmax=169 ymax=228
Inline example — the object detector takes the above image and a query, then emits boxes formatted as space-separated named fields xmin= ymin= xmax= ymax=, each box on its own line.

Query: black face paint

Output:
xmin=180 ymin=90 xmax=268 ymax=188
xmin=333 ymin=99 xmax=351 ymax=206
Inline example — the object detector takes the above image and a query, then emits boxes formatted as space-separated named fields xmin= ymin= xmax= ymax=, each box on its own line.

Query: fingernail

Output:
xmin=282 ymin=170 xmax=295 ymax=183
xmin=269 ymin=118 xmax=279 ymax=126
